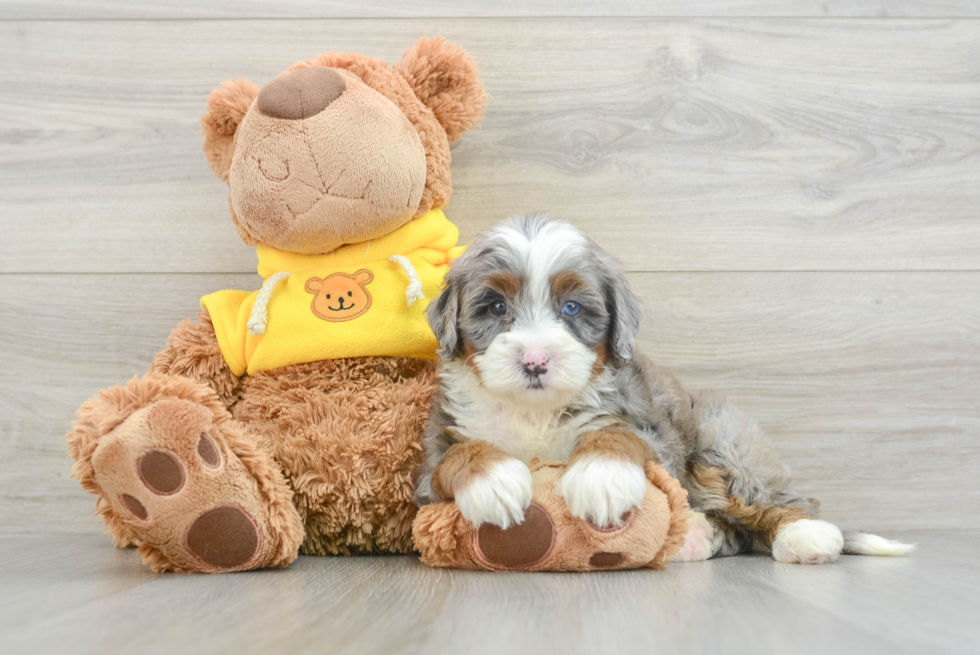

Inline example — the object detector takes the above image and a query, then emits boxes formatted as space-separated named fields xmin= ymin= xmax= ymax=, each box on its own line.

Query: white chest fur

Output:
xmin=439 ymin=363 xmax=615 ymax=463
xmin=470 ymin=404 xmax=579 ymax=462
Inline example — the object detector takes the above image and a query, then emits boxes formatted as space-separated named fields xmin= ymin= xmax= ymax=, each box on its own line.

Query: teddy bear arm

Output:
xmin=413 ymin=461 xmax=692 ymax=572
xmin=148 ymin=309 xmax=242 ymax=409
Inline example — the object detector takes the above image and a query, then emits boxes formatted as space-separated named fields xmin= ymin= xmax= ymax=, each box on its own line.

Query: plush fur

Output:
xmin=416 ymin=215 xmax=914 ymax=564
xmin=67 ymin=38 xmax=485 ymax=572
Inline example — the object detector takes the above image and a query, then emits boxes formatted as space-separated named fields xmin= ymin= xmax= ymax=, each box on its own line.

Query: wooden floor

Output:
xmin=0 ymin=531 xmax=976 ymax=655
xmin=1 ymin=0 xmax=979 ymax=652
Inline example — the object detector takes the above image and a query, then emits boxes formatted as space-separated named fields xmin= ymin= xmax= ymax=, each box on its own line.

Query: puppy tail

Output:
xmin=842 ymin=531 xmax=915 ymax=557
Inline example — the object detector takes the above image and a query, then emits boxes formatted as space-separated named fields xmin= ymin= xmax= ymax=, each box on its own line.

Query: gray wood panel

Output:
xmin=2 ymin=0 xmax=980 ymax=19
xmin=3 ymin=272 xmax=977 ymax=535
xmin=2 ymin=19 xmax=979 ymax=273
xmin=1 ymin=531 xmax=977 ymax=655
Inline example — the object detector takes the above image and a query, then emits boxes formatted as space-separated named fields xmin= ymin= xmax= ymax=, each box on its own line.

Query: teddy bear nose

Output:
xmin=256 ymin=66 xmax=347 ymax=120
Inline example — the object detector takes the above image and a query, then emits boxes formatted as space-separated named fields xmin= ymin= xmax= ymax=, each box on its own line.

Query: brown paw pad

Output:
xmin=589 ymin=552 xmax=625 ymax=568
xmin=138 ymin=450 xmax=185 ymax=495
xmin=197 ymin=433 xmax=221 ymax=468
xmin=185 ymin=506 xmax=260 ymax=569
xmin=120 ymin=494 xmax=148 ymax=520
xmin=475 ymin=503 xmax=555 ymax=569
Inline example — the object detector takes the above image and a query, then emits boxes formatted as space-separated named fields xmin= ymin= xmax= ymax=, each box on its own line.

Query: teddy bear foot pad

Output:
xmin=89 ymin=391 xmax=291 ymax=573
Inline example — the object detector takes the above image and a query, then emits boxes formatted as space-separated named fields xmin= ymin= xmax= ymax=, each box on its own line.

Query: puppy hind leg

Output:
xmin=674 ymin=510 xmax=750 ymax=561
xmin=688 ymin=462 xmax=846 ymax=564
xmin=684 ymin=393 xmax=849 ymax=564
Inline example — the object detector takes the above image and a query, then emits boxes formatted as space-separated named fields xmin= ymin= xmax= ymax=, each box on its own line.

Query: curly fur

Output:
xmin=150 ymin=311 xmax=243 ymax=408
xmin=235 ymin=356 xmax=438 ymax=555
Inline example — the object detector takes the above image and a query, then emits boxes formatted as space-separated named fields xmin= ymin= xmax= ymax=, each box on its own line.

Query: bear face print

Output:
xmin=305 ymin=270 xmax=374 ymax=322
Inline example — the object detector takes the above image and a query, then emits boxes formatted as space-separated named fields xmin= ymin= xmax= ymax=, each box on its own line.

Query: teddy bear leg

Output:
xmin=149 ymin=310 xmax=242 ymax=408
xmin=68 ymin=374 xmax=304 ymax=572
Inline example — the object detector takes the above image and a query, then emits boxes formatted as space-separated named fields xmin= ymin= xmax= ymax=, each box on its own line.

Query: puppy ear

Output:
xmin=427 ymin=273 xmax=463 ymax=360
xmin=396 ymin=37 xmax=487 ymax=142
xmin=201 ymin=78 xmax=260 ymax=181
xmin=603 ymin=261 xmax=643 ymax=361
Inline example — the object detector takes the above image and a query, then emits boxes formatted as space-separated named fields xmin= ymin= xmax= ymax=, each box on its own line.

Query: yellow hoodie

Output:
xmin=202 ymin=209 xmax=462 ymax=377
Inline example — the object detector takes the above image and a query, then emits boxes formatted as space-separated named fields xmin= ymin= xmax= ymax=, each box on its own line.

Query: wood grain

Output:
xmin=2 ymin=531 xmax=977 ymax=655
xmin=2 ymin=19 xmax=979 ymax=273
xmin=2 ymin=0 xmax=979 ymax=19
xmin=2 ymin=272 xmax=976 ymax=534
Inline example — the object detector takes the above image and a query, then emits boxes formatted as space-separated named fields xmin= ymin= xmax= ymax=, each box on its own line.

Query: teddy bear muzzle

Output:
xmin=256 ymin=67 xmax=347 ymax=120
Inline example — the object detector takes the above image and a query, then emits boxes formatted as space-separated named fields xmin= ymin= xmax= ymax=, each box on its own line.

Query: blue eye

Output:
xmin=489 ymin=299 xmax=507 ymax=317
xmin=562 ymin=301 xmax=581 ymax=317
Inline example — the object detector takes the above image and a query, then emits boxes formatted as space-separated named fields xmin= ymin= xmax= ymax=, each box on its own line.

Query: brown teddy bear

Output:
xmin=67 ymin=38 xmax=487 ymax=573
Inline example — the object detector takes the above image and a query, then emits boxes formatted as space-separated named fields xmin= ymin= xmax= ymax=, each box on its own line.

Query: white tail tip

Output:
xmin=843 ymin=532 xmax=915 ymax=557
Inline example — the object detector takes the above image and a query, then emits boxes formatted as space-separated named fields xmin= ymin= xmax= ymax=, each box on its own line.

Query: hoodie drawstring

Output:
xmin=388 ymin=255 xmax=425 ymax=307
xmin=247 ymin=271 xmax=291 ymax=335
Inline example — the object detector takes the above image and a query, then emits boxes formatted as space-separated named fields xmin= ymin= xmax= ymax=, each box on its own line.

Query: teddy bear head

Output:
xmin=201 ymin=38 xmax=486 ymax=255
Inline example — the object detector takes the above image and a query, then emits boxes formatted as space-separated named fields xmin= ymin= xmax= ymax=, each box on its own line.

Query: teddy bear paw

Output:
xmin=90 ymin=397 xmax=289 ymax=572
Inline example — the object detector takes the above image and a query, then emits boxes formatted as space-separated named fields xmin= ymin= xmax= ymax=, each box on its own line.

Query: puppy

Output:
xmin=414 ymin=214 xmax=912 ymax=564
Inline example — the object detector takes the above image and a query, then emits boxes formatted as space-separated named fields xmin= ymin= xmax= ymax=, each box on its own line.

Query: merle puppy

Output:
xmin=414 ymin=215 xmax=911 ymax=563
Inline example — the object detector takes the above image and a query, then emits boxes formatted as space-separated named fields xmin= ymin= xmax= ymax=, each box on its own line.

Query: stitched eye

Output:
xmin=326 ymin=294 xmax=331 ymax=299
xmin=347 ymin=291 xmax=353 ymax=297
xmin=562 ymin=301 xmax=581 ymax=317
xmin=489 ymin=300 xmax=507 ymax=317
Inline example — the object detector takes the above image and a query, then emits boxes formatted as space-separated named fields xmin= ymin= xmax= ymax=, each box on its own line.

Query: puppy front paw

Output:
xmin=455 ymin=459 xmax=533 ymax=530
xmin=559 ymin=457 xmax=647 ymax=529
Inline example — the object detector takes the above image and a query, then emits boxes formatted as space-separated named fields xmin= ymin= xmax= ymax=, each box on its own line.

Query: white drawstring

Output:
xmin=247 ymin=271 xmax=291 ymax=335
xmin=388 ymin=255 xmax=425 ymax=307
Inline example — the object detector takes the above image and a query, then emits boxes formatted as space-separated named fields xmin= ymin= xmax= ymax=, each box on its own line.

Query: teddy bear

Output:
xmin=66 ymin=37 xmax=487 ymax=573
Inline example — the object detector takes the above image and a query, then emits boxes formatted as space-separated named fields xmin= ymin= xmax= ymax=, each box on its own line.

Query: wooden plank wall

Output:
xmin=1 ymin=2 xmax=978 ymax=535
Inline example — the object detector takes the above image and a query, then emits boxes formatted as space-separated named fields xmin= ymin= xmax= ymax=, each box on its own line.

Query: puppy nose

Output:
xmin=521 ymin=350 xmax=550 ymax=377
xmin=257 ymin=66 xmax=347 ymax=120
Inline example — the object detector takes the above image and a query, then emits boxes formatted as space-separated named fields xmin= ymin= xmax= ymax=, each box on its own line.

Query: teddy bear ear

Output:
xmin=396 ymin=37 xmax=488 ymax=142
xmin=201 ymin=78 xmax=260 ymax=181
